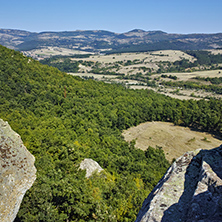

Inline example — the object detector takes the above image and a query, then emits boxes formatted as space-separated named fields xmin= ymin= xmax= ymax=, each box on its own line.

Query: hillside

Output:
xmin=44 ymin=49 xmax=222 ymax=100
xmin=1 ymin=28 xmax=222 ymax=57
xmin=0 ymin=45 xmax=222 ymax=221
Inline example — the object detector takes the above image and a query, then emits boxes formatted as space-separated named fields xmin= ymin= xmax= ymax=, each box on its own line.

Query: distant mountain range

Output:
xmin=1 ymin=28 xmax=222 ymax=53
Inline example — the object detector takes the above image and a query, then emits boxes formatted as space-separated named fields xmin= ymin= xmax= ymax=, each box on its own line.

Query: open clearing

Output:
xmin=22 ymin=47 xmax=93 ymax=59
xmin=72 ymin=50 xmax=196 ymax=75
xmin=73 ymin=50 xmax=195 ymax=64
xmin=152 ymin=69 xmax=222 ymax=82
xmin=122 ymin=121 xmax=222 ymax=162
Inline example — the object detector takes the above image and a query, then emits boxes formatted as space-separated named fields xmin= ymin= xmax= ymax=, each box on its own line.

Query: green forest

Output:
xmin=0 ymin=45 xmax=222 ymax=221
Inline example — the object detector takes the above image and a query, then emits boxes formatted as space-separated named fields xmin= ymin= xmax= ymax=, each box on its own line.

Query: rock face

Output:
xmin=0 ymin=119 xmax=36 ymax=222
xmin=136 ymin=146 xmax=222 ymax=222
xmin=79 ymin=158 xmax=103 ymax=178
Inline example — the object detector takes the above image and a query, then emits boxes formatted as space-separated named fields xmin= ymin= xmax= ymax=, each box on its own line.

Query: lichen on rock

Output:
xmin=0 ymin=119 xmax=36 ymax=222
xmin=136 ymin=146 xmax=222 ymax=222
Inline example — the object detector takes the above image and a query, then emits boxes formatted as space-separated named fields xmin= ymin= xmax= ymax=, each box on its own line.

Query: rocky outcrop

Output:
xmin=136 ymin=146 xmax=222 ymax=222
xmin=79 ymin=158 xmax=103 ymax=178
xmin=0 ymin=119 xmax=36 ymax=222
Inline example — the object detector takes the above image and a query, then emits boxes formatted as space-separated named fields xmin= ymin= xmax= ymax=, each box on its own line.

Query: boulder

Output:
xmin=136 ymin=145 xmax=222 ymax=222
xmin=0 ymin=119 xmax=36 ymax=222
xmin=79 ymin=158 xmax=103 ymax=178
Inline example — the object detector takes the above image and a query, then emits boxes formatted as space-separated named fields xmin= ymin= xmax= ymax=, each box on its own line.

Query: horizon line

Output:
xmin=0 ymin=27 xmax=222 ymax=35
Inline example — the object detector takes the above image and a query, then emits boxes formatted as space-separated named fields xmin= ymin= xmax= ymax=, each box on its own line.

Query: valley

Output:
xmin=1 ymin=29 xmax=222 ymax=221
xmin=1 ymin=0 xmax=222 ymax=219
xmin=65 ymin=49 xmax=222 ymax=100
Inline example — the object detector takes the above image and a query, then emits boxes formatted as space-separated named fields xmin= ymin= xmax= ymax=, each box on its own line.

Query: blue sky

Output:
xmin=1 ymin=0 xmax=221 ymax=34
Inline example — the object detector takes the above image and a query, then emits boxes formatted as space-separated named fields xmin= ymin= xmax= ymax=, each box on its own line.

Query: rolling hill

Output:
xmin=1 ymin=28 xmax=222 ymax=53
xmin=1 ymin=44 xmax=222 ymax=221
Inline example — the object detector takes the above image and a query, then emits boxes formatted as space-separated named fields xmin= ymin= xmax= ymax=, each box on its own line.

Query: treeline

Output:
xmin=194 ymin=76 xmax=222 ymax=85
xmin=161 ymin=74 xmax=178 ymax=80
xmin=40 ymin=57 xmax=79 ymax=73
xmin=186 ymin=50 xmax=222 ymax=66
xmin=162 ymin=80 xmax=222 ymax=95
xmin=105 ymin=40 xmax=211 ymax=54
xmin=156 ymin=51 xmax=222 ymax=74
xmin=0 ymin=45 xmax=222 ymax=221
xmin=40 ymin=54 xmax=92 ymax=73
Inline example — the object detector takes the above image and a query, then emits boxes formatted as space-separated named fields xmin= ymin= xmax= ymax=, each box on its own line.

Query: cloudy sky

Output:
xmin=1 ymin=0 xmax=221 ymax=34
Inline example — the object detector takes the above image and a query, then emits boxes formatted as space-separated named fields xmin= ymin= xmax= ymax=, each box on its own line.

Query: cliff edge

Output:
xmin=136 ymin=145 xmax=222 ymax=222
xmin=0 ymin=119 xmax=36 ymax=222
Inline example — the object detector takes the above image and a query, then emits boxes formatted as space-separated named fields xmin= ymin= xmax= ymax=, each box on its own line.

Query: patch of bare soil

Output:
xmin=122 ymin=121 xmax=222 ymax=162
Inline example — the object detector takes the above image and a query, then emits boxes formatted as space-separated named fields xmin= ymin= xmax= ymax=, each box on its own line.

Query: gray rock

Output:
xmin=136 ymin=146 xmax=222 ymax=222
xmin=0 ymin=119 xmax=36 ymax=222
xmin=79 ymin=158 xmax=103 ymax=178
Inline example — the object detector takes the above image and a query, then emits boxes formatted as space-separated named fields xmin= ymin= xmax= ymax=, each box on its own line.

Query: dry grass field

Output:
xmin=122 ymin=121 xmax=222 ymax=162
xmin=209 ymin=49 xmax=222 ymax=55
xmin=74 ymin=50 xmax=195 ymax=63
xmin=72 ymin=50 xmax=195 ymax=75
xmin=23 ymin=47 xmax=92 ymax=59
xmin=152 ymin=69 xmax=222 ymax=82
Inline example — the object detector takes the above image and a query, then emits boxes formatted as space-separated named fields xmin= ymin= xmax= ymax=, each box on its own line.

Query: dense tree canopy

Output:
xmin=0 ymin=45 xmax=221 ymax=221
xmin=186 ymin=50 xmax=222 ymax=66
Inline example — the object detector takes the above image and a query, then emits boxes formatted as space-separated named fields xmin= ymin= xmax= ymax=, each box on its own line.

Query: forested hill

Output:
xmin=1 ymin=28 xmax=222 ymax=52
xmin=0 ymin=45 xmax=222 ymax=221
